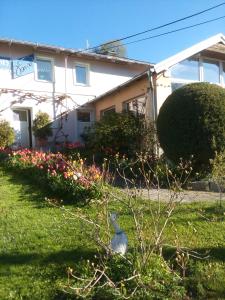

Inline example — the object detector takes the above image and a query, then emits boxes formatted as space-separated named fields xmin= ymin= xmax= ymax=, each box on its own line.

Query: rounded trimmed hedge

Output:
xmin=157 ymin=82 xmax=225 ymax=169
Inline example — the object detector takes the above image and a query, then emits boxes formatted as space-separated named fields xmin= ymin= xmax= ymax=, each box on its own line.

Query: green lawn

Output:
xmin=0 ymin=167 xmax=225 ymax=299
xmin=0 ymin=168 xmax=94 ymax=299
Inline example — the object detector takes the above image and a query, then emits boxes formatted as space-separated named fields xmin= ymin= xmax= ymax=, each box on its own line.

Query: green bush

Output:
xmin=185 ymin=261 xmax=225 ymax=299
xmin=32 ymin=111 xmax=52 ymax=140
xmin=0 ymin=120 xmax=14 ymax=148
xmin=65 ymin=255 xmax=186 ymax=299
xmin=83 ymin=111 xmax=155 ymax=162
xmin=157 ymin=83 xmax=225 ymax=170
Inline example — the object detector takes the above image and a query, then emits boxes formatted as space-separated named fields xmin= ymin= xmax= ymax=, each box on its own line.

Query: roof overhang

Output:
xmin=154 ymin=33 xmax=225 ymax=74
xmin=0 ymin=37 xmax=151 ymax=67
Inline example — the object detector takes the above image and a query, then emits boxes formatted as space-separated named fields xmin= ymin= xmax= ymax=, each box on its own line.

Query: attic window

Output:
xmin=202 ymin=59 xmax=220 ymax=83
xmin=170 ymin=58 xmax=199 ymax=81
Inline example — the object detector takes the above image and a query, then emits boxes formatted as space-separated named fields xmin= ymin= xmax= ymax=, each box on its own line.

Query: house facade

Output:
xmin=89 ymin=33 xmax=225 ymax=123
xmin=0 ymin=38 xmax=150 ymax=148
xmin=1 ymin=33 xmax=224 ymax=149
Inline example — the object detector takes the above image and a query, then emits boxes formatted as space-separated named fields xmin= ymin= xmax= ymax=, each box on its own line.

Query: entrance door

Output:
xmin=13 ymin=109 xmax=31 ymax=148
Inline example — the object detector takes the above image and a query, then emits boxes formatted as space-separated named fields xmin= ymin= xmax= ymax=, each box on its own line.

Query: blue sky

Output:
xmin=0 ymin=0 xmax=225 ymax=63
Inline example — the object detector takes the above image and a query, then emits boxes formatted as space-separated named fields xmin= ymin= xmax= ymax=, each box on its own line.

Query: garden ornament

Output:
xmin=110 ymin=212 xmax=128 ymax=255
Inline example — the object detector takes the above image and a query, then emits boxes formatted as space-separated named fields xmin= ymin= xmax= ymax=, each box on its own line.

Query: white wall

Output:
xmin=0 ymin=42 xmax=147 ymax=144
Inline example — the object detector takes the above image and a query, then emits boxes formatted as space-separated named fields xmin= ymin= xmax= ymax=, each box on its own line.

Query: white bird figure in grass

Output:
xmin=109 ymin=212 xmax=128 ymax=255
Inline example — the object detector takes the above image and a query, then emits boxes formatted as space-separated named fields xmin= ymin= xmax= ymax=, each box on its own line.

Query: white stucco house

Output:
xmin=0 ymin=38 xmax=150 ymax=148
xmin=1 ymin=33 xmax=225 ymax=149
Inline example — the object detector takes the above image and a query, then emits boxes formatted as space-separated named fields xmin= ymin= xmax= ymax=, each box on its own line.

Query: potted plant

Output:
xmin=32 ymin=111 xmax=53 ymax=147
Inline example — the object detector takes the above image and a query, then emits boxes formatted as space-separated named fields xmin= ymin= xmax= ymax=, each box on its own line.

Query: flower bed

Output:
xmin=0 ymin=148 xmax=102 ymax=203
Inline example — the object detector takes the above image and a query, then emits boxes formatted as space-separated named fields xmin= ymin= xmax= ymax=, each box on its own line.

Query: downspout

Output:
xmin=148 ymin=67 xmax=159 ymax=156
xmin=52 ymin=79 xmax=56 ymax=119
xmin=145 ymin=69 xmax=152 ymax=121
xmin=65 ymin=54 xmax=77 ymax=141
xmin=149 ymin=67 xmax=158 ymax=122
xmin=64 ymin=55 xmax=68 ymax=94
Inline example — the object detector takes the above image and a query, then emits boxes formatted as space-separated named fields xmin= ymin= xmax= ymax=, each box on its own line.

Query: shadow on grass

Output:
xmin=0 ymin=248 xmax=97 ymax=299
xmin=162 ymin=246 xmax=225 ymax=263
xmin=0 ymin=247 xmax=96 ymax=267
xmin=0 ymin=166 xmax=85 ymax=208
xmin=0 ymin=166 xmax=52 ymax=208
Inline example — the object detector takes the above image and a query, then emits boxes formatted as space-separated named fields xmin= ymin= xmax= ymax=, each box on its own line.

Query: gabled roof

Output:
xmin=0 ymin=37 xmax=151 ymax=67
xmin=154 ymin=33 xmax=225 ymax=74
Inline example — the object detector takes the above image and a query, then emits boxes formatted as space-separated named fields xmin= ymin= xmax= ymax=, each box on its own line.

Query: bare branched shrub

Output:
xmin=51 ymin=155 xmax=194 ymax=299
xmin=210 ymin=150 xmax=225 ymax=208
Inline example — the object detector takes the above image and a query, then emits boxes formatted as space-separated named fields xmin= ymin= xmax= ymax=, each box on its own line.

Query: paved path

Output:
xmin=139 ymin=189 xmax=223 ymax=203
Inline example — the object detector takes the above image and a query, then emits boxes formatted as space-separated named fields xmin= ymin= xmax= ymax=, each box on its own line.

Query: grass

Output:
xmin=0 ymin=167 xmax=95 ymax=299
xmin=0 ymin=167 xmax=225 ymax=299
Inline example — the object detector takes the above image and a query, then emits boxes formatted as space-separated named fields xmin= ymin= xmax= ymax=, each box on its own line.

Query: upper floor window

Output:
xmin=170 ymin=58 xmax=199 ymax=81
xmin=74 ymin=63 xmax=89 ymax=85
xmin=202 ymin=59 xmax=220 ymax=83
xmin=36 ymin=57 xmax=53 ymax=82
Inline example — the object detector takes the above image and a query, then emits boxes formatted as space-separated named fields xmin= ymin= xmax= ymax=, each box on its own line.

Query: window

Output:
xmin=203 ymin=59 xmax=220 ymax=83
xmin=170 ymin=58 xmax=199 ymax=81
xmin=100 ymin=106 xmax=115 ymax=118
xmin=170 ymin=57 xmax=225 ymax=92
xmin=123 ymin=96 xmax=146 ymax=115
xmin=74 ymin=63 xmax=89 ymax=85
xmin=77 ymin=111 xmax=90 ymax=122
xmin=36 ymin=58 xmax=53 ymax=81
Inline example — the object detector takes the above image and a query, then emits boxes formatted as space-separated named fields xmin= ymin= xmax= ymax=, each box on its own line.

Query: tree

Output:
xmin=157 ymin=82 xmax=225 ymax=171
xmin=94 ymin=40 xmax=127 ymax=58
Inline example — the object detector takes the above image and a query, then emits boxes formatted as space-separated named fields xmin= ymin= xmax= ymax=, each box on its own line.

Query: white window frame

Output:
xmin=35 ymin=56 xmax=54 ymax=83
xmin=170 ymin=57 xmax=200 ymax=82
xmin=171 ymin=56 xmax=225 ymax=89
xmin=74 ymin=62 xmax=90 ymax=86
xmin=200 ymin=56 xmax=225 ymax=86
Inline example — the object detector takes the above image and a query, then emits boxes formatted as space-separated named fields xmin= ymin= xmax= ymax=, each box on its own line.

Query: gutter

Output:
xmin=0 ymin=37 xmax=152 ymax=66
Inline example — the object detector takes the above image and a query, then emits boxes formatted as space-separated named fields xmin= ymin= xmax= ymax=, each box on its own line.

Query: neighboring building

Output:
xmin=89 ymin=33 xmax=225 ymax=123
xmin=0 ymin=38 xmax=150 ymax=147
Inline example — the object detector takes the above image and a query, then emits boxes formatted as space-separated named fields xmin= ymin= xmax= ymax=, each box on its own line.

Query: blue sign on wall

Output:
xmin=0 ymin=56 xmax=10 ymax=70
xmin=12 ymin=54 xmax=34 ymax=78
